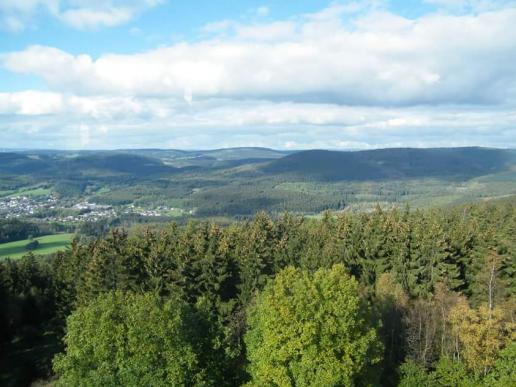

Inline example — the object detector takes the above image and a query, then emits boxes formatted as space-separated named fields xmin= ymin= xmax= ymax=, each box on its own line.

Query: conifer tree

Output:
xmin=237 ymin=212 xmax=276 ymax=304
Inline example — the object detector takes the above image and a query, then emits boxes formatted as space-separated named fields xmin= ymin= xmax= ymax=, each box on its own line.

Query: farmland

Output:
xmin=0 ymin=233 xmax=74 ymax=260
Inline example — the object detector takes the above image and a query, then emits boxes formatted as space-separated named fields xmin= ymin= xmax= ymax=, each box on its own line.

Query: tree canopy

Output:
xmin=53 ymin=291 xmax=206 ymax=387
xmin=245 ymin=265 xmax=382 ymax=386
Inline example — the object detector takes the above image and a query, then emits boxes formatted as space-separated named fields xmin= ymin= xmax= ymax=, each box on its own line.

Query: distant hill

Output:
xmin=0 ymin=153 xmax=54 ymax=175
xmin=0 ymin=152 xmax=177 ymax=178
xmin=63 ymin=154 xmax=177 ymax=176
xmin=117 ymin=147 xmax=289 ymax=159
xmin=200 ymin=147 xmax=291 ymax=160
xmin=262 ymin=147 xmax=516 ymax=181
xmin=2 ymin=147 xmax=515 ymax=182
xmin=2 ymin=147 xmax=516 ymax=215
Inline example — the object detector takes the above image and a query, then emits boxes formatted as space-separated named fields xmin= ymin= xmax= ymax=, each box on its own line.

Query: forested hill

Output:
xmin=0 ymin=152 xmax=178 ymax=177
xmin=262 ymin=147 xmax=516 ymax=181
xmin=2 ymin=147 xmax=515 ymax=180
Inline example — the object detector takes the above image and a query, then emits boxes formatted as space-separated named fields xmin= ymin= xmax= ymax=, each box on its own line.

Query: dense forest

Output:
xmin=1 ymin=198 xmax=515 ymax=386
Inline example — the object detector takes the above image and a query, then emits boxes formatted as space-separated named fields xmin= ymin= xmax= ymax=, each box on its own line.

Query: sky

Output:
xmin=0 ymin=0 xmax=515 ymax=150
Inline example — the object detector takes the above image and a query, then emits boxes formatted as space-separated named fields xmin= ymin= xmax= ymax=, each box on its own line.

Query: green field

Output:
xmin=0 ymin=186 xmax=52 ymax=198
xmin=0 ymin=233 xmax=74 ymax=260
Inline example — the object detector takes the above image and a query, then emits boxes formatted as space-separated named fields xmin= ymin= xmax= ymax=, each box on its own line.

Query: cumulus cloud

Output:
xmin=1 ymin=2 xmax=516 ymax=149
xmin=0 ymin=91 xmax=515 ymax=149
xmin=3 ymin=6 xmax=516 ymax=107
xmin=58 ymin=6 xmax=134 ymax=29
xmin=0 ymin=0 xmax=162 ymax=31
xmin=0 ymin=91 xmax=64 ymax=115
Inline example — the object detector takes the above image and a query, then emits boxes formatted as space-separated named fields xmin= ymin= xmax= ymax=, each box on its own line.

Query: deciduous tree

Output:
xmin=245 ymin=265 xmax=382 ymax=386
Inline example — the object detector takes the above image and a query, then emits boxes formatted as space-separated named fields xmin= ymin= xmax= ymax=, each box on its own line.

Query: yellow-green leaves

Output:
xmin=245 ymin=265 xmax=382 ymax=387
xmin=448 ymin=298 xmax=515 ymax=375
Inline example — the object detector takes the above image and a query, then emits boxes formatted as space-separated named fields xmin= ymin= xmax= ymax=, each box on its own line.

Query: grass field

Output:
xmin=10 ymin=187 xmax=52 ymax=197
xmin=0 ymin=233 xmax=74 ymax=260
xmin=0 ymin=186 xmax=52 ymax=198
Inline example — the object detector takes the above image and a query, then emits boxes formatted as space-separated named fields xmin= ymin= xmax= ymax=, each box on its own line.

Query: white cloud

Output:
xmin=0 ymin=91 xmax=515 ymax=149
xmin=0 ymin=91 xmax=64 ymax=115
xmin=79 ymin=124 xmax=91 ymax=146
xmin=235 ymin=22 xmax=296 ymax=41
xmin=0 ymin=0 xmax=162 ymax=31
xmin=58 ymin=6 xmax=134 ymax=29
xmin=3 ymin=6 xmax=516 ymax=107
xmin=1 ymin=2 xmax=516 ymax=149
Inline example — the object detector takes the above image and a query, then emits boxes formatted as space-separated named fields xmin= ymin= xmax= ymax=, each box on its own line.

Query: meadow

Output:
xmin=0 ymin=233 xmax=74 ymax=260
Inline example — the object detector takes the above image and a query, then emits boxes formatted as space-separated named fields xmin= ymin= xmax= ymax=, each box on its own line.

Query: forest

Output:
xmin=0 ymin=197 xmax=514 ymax=386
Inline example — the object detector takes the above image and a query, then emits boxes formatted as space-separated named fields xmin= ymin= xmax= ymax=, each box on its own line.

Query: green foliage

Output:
xmin=25 ymin=239 xmax=40 ymax=251
xmin=245 ymin=265 xmax=383 ymax=386
xmin=398 ymin=354 xmax=512 ymax=387
xmin=484 ymin=342 xmax=516 ymax=386
xmin=374 ymin=273 xmax=409 ymax=385
xmin=0 ymin=219 xmax=41 ymax=243
xmin=0 ymin=255 xmax=59 ymax=385
xmin=1 ymin=198 xmax=515 ymax=386
xmin=53 ymin=291 xmax=206 ymax=386
xmin=398 ymin=359 xmax=432 ymax=387
xmin=431 ymin=357 xmax=473 ymax=386
xmin=236 ymin=212 xmax=276 ymax=304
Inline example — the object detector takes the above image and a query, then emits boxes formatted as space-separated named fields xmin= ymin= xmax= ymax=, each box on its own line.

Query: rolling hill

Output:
xmin=261 ymin=147 xmax=516 ymax=181
xmin=1 ymin=147 xmax=515 ymax=216
xmin=0 ymin=152 xmax=178 ymax=178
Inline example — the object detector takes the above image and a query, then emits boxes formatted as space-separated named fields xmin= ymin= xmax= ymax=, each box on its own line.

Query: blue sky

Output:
xmin=1 ymin=0 xmax=516 ymax=149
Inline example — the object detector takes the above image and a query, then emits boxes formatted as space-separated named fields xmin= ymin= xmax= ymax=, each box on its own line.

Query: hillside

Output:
xmin=1 ymin=147 xmax=516 ymax=216
xmin=63 ymin=154 xmax=177 ymax=177
xmin=0 ymin=153 xmax=54 ymax=175
xmin=262 ymin=147 xmax=516 ymax=181
xmin=0 ymin=152 xmax=177 ymax=178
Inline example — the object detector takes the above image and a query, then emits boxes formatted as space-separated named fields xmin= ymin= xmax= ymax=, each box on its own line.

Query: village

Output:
xmin=0 ymin=194 xmax=188 ymax=223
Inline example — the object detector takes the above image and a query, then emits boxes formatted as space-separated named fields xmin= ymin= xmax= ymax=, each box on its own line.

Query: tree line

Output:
xmin=0 ymin=198 xmax=514 ymax=386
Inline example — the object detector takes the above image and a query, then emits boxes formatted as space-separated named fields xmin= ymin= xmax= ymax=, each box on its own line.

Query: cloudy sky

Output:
xmin=1 ymin=0 xmax=515 ymax=150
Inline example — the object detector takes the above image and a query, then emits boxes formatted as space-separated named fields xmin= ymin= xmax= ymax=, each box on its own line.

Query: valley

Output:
xmin=1 ymin=147 xmax=515 ymax=223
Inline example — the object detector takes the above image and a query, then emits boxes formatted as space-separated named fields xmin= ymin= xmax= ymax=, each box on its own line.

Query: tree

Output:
xmin=398 ymin=359 xmax=431 ymax=387
xmin=374 ymin=272 xmax=409 ymax=385
xmin=77 ymin=229 xmax=138 ymax=305
xmin=430 ymin=356 xmax=473 ymax=387
xmin=358 ymin=208 xmax=398 ymax=286
xmin=25 ymin=239 xmax=40 ymax=251
xmin=406 ymin=214 xmax=461 ymax=297
xmin=237 ymin=212 xmax=276 ymax=304
xmin=448 ymin=298 xmax=514 ymax=375
xmin=484 ymin=341 xmax=516 ymax=386
xmin=244 ymin=265 xmax=382 ymax=387
xmin=474 ymin=250 xmax=505 ymax=311
xmin=53 ymin=291 xmax=207 ymax=386
xmin=398 ymin=357 xmax=477 ymax=387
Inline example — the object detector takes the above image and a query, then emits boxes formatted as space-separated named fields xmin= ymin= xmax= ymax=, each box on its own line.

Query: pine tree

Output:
xmin=78 ymin=229 xmax=134 ymax=304
xmin=237 ymin=212 xmax=276 ymax=304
